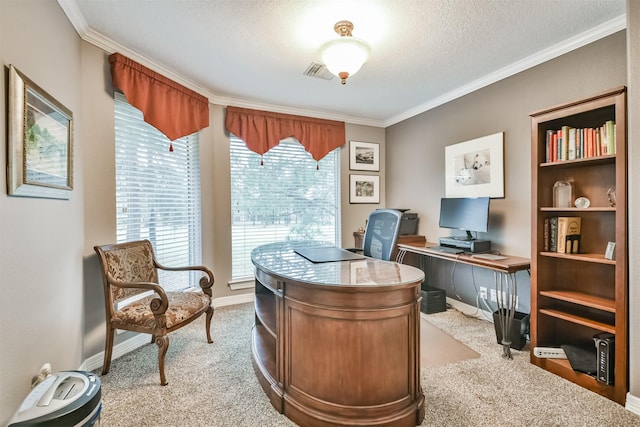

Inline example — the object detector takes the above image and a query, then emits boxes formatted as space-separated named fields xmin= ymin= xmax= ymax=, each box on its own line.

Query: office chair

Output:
xmin=352 ymin=209 xmax=403 ymax=261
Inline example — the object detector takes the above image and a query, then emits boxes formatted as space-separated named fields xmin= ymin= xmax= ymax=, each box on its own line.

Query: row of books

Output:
xmin=545 ymin=121 xmax=616 ymax=163
xmin=543 ymin=216 xmax=581 ymax=254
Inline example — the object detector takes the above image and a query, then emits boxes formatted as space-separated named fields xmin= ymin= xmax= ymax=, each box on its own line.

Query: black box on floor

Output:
xmin=420 ymin=285 xmax=446 ymax=314
xmin=493 ymin=310 xmax=530 ymax=350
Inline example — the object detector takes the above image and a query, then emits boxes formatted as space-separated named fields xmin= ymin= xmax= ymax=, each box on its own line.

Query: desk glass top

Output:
xmin=251 ymin=241 xmax=424 ymax=287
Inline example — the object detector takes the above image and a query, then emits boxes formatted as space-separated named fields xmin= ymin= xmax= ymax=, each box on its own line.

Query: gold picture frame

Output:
xmin=7 ymin=65 xmax=73 ymax=199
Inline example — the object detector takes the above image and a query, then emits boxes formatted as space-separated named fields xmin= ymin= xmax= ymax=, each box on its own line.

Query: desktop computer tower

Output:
xmin=593 ymin=333 xmax=614 ymax=385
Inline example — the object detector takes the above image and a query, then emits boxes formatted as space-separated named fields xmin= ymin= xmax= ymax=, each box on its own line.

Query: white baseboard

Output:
xmin=446 ymin=297 xmax=494 ymax=322
xmin=80 ymin=294 xmax=256 ymax=371
xmin=626 ymin=392 xmax=640 ymax=416
xmin=213 ymin=292 xmax=254 ymax=307
xmin=80 ymin=332 xmax=150 ymax=372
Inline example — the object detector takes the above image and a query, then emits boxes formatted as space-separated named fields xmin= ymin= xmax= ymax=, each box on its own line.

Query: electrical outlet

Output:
xmin=479 ymin=287 xmax=487 ymax=299
xmin=489 ymin=290 xmax=520 ymax=309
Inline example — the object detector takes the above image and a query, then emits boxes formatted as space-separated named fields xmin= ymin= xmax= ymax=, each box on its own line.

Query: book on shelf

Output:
xmin=544 ymin=121 xmax=615 ymax=163
xmin=557 ymin=216 xmax=581 ymax=254
xmin=548 ymin=217 xmax=558 ymax=252
xmin=545 ymin=216 xmax=581 ymax=254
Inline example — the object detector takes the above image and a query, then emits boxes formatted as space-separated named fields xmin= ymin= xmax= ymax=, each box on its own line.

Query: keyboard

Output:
xmin=472 ymin=253 xmax=508 ymax=261
xmin=431 ymin=246 xmax=464 ymax=254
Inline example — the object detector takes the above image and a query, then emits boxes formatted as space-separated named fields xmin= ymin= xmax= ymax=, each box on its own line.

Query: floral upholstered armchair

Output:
xmin=94 ymin=239 xmax=214 ymax=385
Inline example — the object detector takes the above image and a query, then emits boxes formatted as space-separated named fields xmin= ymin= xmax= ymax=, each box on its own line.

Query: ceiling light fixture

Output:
xmin=320 ymin=20 xmax=370 ymax=85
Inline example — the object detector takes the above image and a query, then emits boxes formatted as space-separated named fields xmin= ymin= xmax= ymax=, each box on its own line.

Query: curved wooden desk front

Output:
xmin=251 ymin=241 xmax=425 ymax=427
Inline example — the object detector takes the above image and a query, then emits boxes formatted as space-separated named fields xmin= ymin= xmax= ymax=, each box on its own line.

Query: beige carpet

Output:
xmin=95 ymin=303 xmax=640 ymax=426
xmin=421 ymin=314 xmax=480 ymax=367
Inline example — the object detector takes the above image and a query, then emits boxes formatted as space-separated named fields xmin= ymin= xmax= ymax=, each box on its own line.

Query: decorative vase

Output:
xmin=553 ymin=180 xmax=573 ymax=208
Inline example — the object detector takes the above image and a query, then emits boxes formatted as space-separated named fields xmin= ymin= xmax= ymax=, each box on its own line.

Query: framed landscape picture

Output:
xmin=7 ymin=65 xmax=73 ymax=199
xmin=349 ymin=140 xmax=379 ymax=171
xmin=350 ymin=174 xmax=380 ymax=204
xmin=445 ymin=132 xmax=504 ymax=198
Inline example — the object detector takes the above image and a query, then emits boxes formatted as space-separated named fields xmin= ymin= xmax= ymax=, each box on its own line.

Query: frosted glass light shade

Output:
xmin=320 ymin=37 xmax=370 ymax=84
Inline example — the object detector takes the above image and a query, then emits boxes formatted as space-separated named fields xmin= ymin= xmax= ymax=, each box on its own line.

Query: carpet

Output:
xmin=421 ymin=314 xmax=480 ymax=367
xmin=95 ymin=303 xmax=640 ymax=426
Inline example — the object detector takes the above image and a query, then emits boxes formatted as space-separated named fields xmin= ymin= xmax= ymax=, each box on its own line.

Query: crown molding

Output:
xmin=384 ymin=14 xmax=627 ymax=127
xmin=56 ymin=0 xmax=384 ymax=128
xmin=58 ymin=0 xmax=624 ymax=129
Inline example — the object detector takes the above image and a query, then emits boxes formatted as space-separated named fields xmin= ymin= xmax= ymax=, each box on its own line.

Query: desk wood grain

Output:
xmin=397 ymin=242 xmax=530 ymax=274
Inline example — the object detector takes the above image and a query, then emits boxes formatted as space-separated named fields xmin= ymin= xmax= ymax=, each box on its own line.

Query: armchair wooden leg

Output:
xmin=155 ymin=335 xmax=169 ymax=386
xmin=205 ymin=306 xmax=214 ymax=344
xmin=102 ymin=327 xmax=115 ymax=375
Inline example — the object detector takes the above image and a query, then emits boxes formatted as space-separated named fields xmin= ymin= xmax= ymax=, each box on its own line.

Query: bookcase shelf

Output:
xmin=530 ymin=87 xmax=627 ymax=405
xmin=539 ymin=290 xmax=615 ymax=312
xmin=539 ymin=251 xmax=616 ymax=265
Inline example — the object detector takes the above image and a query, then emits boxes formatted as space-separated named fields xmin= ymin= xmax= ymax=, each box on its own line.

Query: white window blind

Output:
xmin=114 ymin=92 xmax=202 ymax=291
xmin=230 ymin=136 xmax=340 ymax=279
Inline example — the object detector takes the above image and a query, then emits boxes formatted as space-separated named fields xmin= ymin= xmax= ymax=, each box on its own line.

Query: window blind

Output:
xmin=230 ymin=135 xmax=340 ymax=279
xmin=115 ymin=92 xmax=202 ymax=291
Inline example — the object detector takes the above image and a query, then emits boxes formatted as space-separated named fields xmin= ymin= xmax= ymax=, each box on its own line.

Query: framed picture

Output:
xmin=349 ymin=140 xmax=379 ymax=171
xmin=7 ymin=64 xmax=73 ymax=199
xmin=445 ymin=132 xmax=504 ymax=198
xmin=350 ymin=174 xmax=380 ymax=204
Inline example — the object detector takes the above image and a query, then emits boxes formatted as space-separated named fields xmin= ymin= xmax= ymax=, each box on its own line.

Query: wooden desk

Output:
xmin=396 ymin=242 xmax=531 ymax=359
xmin=251 ymin=241 xmax=425 ymax=427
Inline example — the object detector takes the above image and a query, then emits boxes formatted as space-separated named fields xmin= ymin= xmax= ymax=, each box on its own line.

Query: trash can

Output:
xmin=9 ymin=371 xmax=101 ymax=426
xmin=420 ymin=284 xmax=446 ymax=314
xmin=493 ymin=310 xmax=530 ymax=350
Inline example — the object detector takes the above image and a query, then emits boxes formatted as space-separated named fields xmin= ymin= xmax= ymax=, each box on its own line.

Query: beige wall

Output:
xmin=0 ymin=0 xmax=84 ymax=422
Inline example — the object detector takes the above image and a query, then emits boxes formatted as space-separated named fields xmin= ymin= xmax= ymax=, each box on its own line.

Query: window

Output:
xmin=230 ymin=136 xmax=340 ymax=279
xmin=115 ymin=92 xmax=202 ymax=291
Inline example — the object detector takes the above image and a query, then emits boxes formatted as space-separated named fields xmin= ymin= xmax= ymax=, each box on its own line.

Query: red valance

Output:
xmin=109 ymin=53 xmax=209 ymax=141
xmin=225 ymin=106 xmax=346 ymax=161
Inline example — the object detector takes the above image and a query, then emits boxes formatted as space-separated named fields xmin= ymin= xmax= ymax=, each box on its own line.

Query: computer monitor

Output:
xmin=438 ymin=197 xmax=490 ymax=241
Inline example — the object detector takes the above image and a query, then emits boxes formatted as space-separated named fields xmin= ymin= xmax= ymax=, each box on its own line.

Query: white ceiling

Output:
xmin=59 ymin=0 xmax=626 ymax=127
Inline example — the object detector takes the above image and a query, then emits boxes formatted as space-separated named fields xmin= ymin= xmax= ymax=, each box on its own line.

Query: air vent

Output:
xmin=303 ymin=62 xmax=334 ymax=80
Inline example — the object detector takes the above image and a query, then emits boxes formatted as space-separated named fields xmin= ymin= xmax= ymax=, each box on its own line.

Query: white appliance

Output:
xmin=9 ymin=371 xmax=101 ymax=426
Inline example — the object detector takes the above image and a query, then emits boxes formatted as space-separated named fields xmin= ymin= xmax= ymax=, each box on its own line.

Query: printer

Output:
xmin=394 ymin=209 xmax=418 ymax=235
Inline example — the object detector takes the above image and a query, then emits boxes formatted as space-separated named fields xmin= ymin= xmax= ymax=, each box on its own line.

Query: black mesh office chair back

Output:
xmin=362 ymin=209 xmax=403 ymax=261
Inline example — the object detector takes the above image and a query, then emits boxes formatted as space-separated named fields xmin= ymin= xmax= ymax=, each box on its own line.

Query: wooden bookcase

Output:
xmin=530 ymin=87 xmax=627 ymax=404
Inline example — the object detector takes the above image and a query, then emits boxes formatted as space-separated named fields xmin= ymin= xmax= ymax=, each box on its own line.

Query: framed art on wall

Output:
xmin=349 ymin=141 xmax=379 ymax=171
xmin=7 ymin=64 xmax=73 ymax=199
xmin=350 ymin=174 xmax=380 ymax=204
xmin=445 ymin=132 xmax=504 ymax=198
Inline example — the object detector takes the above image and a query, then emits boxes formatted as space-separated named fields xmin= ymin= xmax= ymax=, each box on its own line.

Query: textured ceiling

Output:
xmin=60 ymin=0 xmax=626 ymax=127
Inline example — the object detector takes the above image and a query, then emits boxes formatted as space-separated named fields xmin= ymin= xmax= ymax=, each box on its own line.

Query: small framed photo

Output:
xmin=604 ymin=242 xmax=616 ymax=260
xmin=350 ymin=174 xmax=380 ymax=204
xmin=349 ymin=141 xmax=379 ymax=171
xmin=7 ymin=64 xmax=73 ymax=199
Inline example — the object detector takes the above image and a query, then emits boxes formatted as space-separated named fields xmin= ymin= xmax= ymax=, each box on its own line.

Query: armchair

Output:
xmin=94 ymin=239 xmax=214 ymax=385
